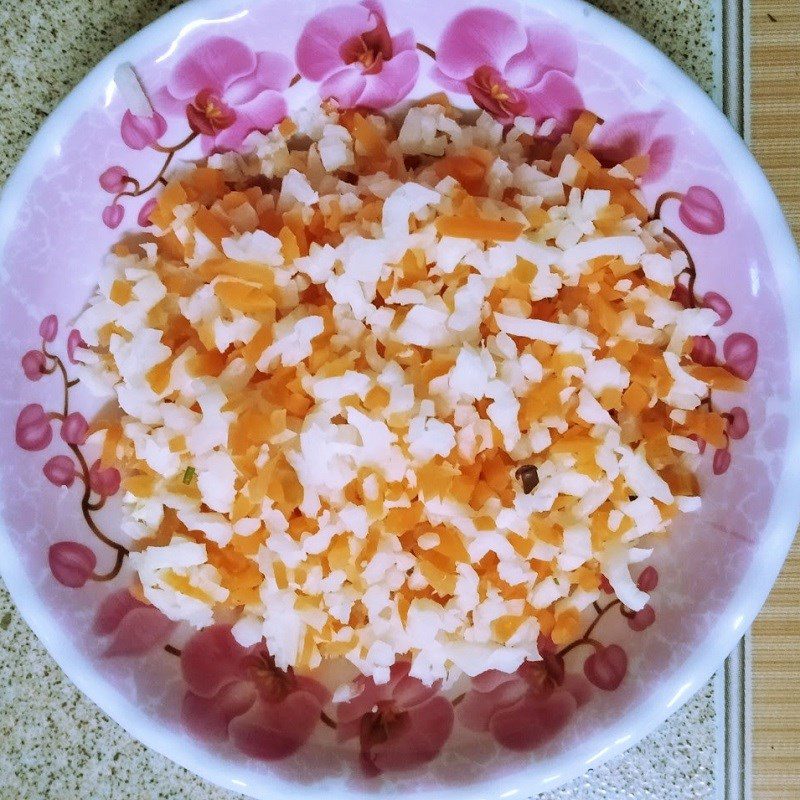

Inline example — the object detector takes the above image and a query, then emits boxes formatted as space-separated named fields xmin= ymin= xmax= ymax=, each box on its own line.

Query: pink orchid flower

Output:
xmin=94 ymin=588 xmax=176 ymax=657
xmin=593 ymin=111 xmax=675 ymax=182
xmin=21 ymin=350 xmax=47 ymax=381
xmin=61 ymin=412 xmax=89 ymax=446
xmin=39 ymin=314 xmax=58 ymax=342
xmin=16 ymin=404 xmax=53 ymax=451
xmin=181 ymin=625 xmax=328 ymax=760
xmin=158 ymin=37 xmax=293 ymax=154
xmin=432 ymin=9 xmax=582 ymax=126
xmin=43 ymin=455 xmax=77 ymax=488
xmin=336 ymin=661 xmax=453 ymax=775
xmin=89 ymin=459 xmax=122 ymax=497
xmin=48 ymin=541 xmax=96 ymax=588
xmin=458 ymin=659 xmax=589 ymax=751
xmin=120 ymin=109 xmax=167 ymax=150
xmin=296 ymin=1 xmax=419 ymax=110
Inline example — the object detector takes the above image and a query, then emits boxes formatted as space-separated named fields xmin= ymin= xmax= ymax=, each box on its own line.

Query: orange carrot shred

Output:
xmin=435 ymin=215 xmax=525 ymax=241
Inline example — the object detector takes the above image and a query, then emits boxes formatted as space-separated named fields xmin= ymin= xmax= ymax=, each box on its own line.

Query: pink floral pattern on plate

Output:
xmin=296 ymin=0 xmax=420 ymax=109
xmin=592 ymin=111 xmax=675 ymax=182
xmin=13 ymin=2 xmax=764 ymax=774
xmin=432 ymin=8 xmax=582 ymax=126
xmin=336 ymin=661 xmax=454 ymax=775
xmin=0 ymin=0 xmax=793 ymax=795
xmin=181 ymin=625 xmax=329 ymax=760
xmin=156 ymin=36 xmax=293 ymax=153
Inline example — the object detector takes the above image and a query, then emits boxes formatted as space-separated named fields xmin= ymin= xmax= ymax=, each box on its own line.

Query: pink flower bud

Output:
xmin=99 ymin=165 xmax=129 ymax=193
xmin=102 ymin=203 xmax=125 ymax=229
xmin=703 ymin=292 xmax=732 ymax=326
xmin=584 ymin=644 xmax=628 ymax=691
xmin=727 ymin=406 xmax=749 ymax=440
xmin=689 ymin=433 xmax=707 ymax=454
xmin=678 ymin=186 xmax=725 ymax=235
xmin=48 ymin=541 xmax=96 ymax=588
xmin=21 ymin=350 xmax=46 ymax=381
xmin=670 ymin=283 xmax=692 ymax=308
xmin=690 ymin=335 xmax=717 ymax=366
xmin=43 ymin=455 xmax=77 ymax=487
xmin=120 ymin=110 xmax=167 ymax=150
xmin=89 ymin=459 xmax=121 ymax=497
xmin=628 ymin=604 xmax=656 ymax=632
xmin=16 ymin=404 xmax=53 ymax=451
xmin=61 ymin=412 xmax=89 ymax=445
xmin=39 ymin=314 xmax=58 ymax=342
xmin=636 ymin=565 xmax=659 ymax=592
xmin=137 ymin=197 xmax=158 ymax=227
xmin=67 ymin=329 xmax=87 ymax=364
xmin=723 ymin=332 xmax=758 ymax=380
xmin=713 ymin=448 xmax=732 ymax=475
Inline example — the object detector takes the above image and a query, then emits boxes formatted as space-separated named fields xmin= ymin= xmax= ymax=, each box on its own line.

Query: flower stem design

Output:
xmin=117 ymin=132 xmax=199 ymax=201
xmin=653 ymin=190 xmax=684 ymax=220
xmin=558 ymin=598 xmax=620 ymax=658
xmin=649 ymin=188 xmax=754 ymax=474
xmin=661 ymin=225 xmax=697 ymax=307
xmin=320 ymin=710 xmax=337 ymax=729
xmin=416 ymin=43 xmax=436 ymax=60
xmin=21 ymin=319 xmax=129 ymax=586
xmin=42 ymin=347 xmax=72 ymax=416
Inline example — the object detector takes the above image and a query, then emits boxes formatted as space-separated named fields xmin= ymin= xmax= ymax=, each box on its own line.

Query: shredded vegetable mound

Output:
xmin=76 ymin=100 xmax=736 ymax=687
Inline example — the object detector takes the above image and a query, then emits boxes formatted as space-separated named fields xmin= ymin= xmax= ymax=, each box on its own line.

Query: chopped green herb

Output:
xmin=182 ymin=466 xmax=196 ymax=485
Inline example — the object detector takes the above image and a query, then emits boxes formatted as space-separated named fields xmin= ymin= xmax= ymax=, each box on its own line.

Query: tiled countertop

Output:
xmin=0 ymin=1 xmax=720 ymax=798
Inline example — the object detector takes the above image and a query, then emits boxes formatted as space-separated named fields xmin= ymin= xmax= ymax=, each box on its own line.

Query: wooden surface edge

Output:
xmin=750 ymin=0 xmax=800 ymax=796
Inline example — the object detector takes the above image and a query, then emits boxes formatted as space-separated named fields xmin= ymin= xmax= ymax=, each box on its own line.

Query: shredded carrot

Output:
xmin=434 ymin=155 xmax=485 ymax=194
xmin=146 ymin=359 xmax=172 ymax=394
xmin=109 ymin=279 xmax=133 ymax=306
xmin=352 ymin=113 xmax=387 ymax=160
xmin=571 ymin=111 xmax=601 ymax=147
xmin=88 ymin=100 xmax=728 ymax=689
xmin=622 ymin=154 xmax=650 ymax=177
xmin=686 ymin=364 xmax=746 ymax=392
xmin=435 ymin=215 xmax=525 ymax=241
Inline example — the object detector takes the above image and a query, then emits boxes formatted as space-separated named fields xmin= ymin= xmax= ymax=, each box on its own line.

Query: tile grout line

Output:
xmin=720 ymin=0 xmax=752 ymax=798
